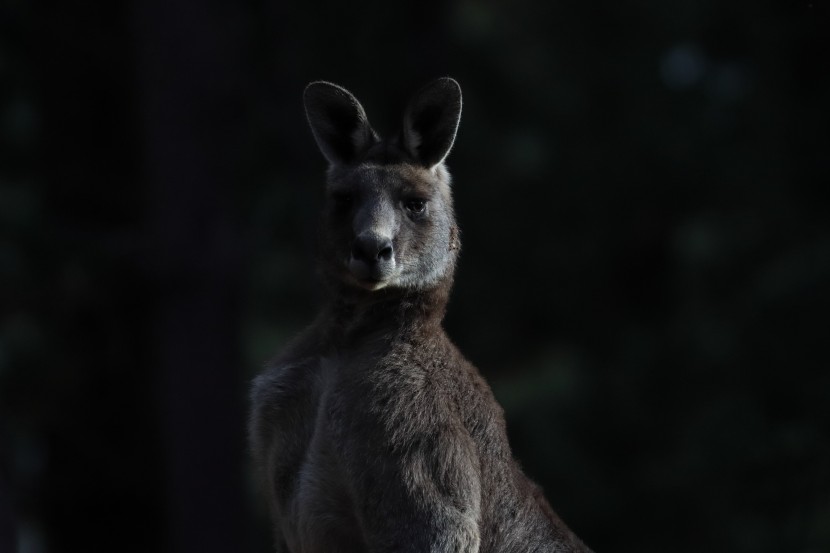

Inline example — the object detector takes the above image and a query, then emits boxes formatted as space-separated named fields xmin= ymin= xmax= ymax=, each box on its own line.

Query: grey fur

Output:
xmin=249 ymin=79 xmax=593 ymax=553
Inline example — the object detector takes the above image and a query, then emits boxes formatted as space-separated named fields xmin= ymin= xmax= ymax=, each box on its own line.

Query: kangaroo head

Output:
xmin=304 ymin=78 xmax=463 ymax=293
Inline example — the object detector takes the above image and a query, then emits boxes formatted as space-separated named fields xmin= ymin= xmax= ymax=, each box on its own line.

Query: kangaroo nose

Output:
xmin=352 ymin=234 xmax=393 ymax=264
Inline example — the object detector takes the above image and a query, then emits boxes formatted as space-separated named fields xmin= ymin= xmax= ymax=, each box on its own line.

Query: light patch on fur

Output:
xmin=354 ymin=278 xmax=392 ymax=292
xmin=431 ymin=163 xmax=452 ymax=186
xmin=393 ymin=254 xmax=452 ymax=291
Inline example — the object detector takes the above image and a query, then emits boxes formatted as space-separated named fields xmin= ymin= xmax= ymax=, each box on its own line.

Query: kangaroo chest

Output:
xmin=269 ymin=345 xmax=451 ymax=552
xmin=271 ymin=355 xmax=366 ymax=553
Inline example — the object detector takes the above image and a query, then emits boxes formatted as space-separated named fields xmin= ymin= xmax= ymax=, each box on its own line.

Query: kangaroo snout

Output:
xmin=352 ymin=233 xmax=393 ymax=263
xmin=349 ymin=232 xmax=395 ymax=284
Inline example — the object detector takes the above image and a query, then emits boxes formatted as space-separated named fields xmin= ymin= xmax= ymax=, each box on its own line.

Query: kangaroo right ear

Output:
xmin=304 ymin=81 xmax=378 ymax=166
xmin=402 ymin=77 xmax=462 ymax=169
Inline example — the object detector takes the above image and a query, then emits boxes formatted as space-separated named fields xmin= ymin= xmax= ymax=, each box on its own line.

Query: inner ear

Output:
xmin=304 ymin=81 xmax=378 ymax=165
xmin=402 ymin=78 xmax=462 ymax=169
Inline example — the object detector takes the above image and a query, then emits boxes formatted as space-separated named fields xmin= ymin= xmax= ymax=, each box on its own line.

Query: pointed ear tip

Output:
xmin=441 ymin=76 xmax=461 ymax=88
xmin=435 ymin=77 xmax=462 ymax=96
xmin=304 ymin=81 xmax=327 ymax=93
xmin=303 ymin=81 xmax=352 ymax=103
xmin=303 ymin=82 xmax=324 ymax=108
xmin=305 ymin=79 xmax=340 ymax=88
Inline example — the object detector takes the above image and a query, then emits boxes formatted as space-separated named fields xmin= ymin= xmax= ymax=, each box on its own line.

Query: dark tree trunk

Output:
xmin=0 ymin=470 xmax=15 ymax=553
xmin=131 ymin=2 xmax=250 ymax=552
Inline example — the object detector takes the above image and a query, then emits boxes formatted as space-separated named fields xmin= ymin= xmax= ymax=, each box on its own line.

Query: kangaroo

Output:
xmin=249 ymin=78 xmax=593 ymax=553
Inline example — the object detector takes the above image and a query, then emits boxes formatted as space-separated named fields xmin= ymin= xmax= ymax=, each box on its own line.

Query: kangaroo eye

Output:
xmin=404 ymin=199 xmax=427 ymax=214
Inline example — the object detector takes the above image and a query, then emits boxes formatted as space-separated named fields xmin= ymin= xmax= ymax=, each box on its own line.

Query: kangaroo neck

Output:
xmin=322 ymin=280 xmax=451 ymax=346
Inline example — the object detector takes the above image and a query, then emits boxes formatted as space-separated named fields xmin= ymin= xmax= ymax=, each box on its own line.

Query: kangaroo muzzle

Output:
xmin=349 ymin=231 xmax=396 ymax=287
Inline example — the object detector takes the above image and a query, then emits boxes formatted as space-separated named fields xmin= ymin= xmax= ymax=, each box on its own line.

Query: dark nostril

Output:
xmin=352 ymin=235 xmax=394 ymax=264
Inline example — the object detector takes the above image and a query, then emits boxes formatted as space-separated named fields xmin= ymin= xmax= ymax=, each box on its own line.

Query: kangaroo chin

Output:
xmin=349 ymin=274 xmax=392 ymax=291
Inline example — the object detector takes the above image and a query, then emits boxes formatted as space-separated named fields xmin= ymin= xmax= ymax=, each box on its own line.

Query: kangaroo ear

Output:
xmin=402 ymin=77 xmax=462 ymax=168
xmin=304 ymin=81 xmax=378 ymax=165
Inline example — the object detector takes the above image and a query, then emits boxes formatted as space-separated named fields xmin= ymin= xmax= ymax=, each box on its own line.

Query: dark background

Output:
xmin=1 ymin=1 xmax=828 ymax=552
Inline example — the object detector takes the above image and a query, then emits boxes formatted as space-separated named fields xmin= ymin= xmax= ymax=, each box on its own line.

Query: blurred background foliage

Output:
xmin=0 ymin=0 xmax=828 ymax=552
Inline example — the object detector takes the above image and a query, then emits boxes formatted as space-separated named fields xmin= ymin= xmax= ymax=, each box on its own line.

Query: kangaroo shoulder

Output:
xmin=250 ymin=322 xmax=330 ymax=408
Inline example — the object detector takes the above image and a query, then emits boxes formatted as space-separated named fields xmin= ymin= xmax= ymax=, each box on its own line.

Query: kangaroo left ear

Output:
xmin=304 ymin=81 xmax=378 ymax=166
xmin=402 ymin=78 xmax=462 ymax=169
